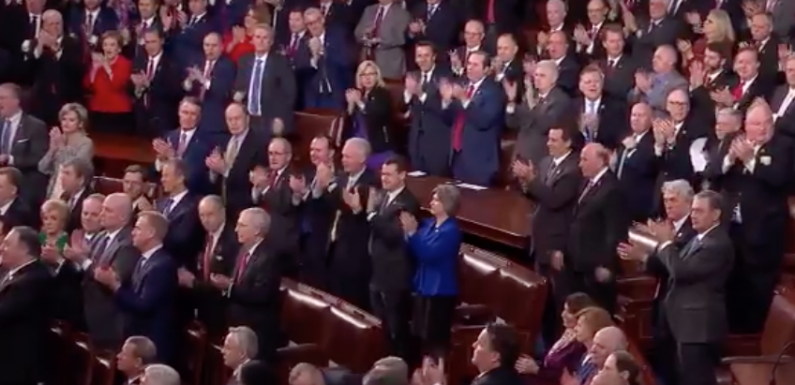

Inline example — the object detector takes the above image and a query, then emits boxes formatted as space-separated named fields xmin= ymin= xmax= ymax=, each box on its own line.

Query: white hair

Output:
xmin=240 ymin=207 xmax=271 ymax=236
xmin=536 ymin=60 xmax=560 ymax=83
xmin=661 ymin=179 xmax=694 ymax=201
xmin=227 ymin=326 xmax=259 ymax=359
xmin=144 ymin=364 xmax=180 ymax=385
xmin=345 ymin=137 xmax=372 ymax=158
xmin=546 ymin=0 xmax=567 ymax=12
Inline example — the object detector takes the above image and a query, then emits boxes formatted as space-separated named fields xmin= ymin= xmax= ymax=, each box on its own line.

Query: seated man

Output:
xmin=116 ymin=336 xmax=158 ymax=385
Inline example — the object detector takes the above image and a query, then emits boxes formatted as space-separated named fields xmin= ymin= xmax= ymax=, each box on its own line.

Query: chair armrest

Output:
xmin=721 ymin=355 xmax=793 ymax=365
xmin=455 ymin=304 xmax=494 ymax=325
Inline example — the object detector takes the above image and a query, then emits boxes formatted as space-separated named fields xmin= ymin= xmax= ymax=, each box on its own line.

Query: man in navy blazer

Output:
xmin=295 ymin=8 xmax=354 ymax=110
xmin=132 ymin=29 xmax=183 ymax=137
xmin=440 ymin=50 xmax=505 ymax=185
xmin=183 ymin=33 xmax=235 ymax=144
xmin=407 ymin=0 xmax=460 ymax=66
xmin=153 ymin=98 xmax=214 ymax=195
xmin=68 ymin=0 xmax=119 ymax=50
xmin=164 ymin=0 xmax=216 ymax=67
xmin=154 ymin=159 xmax=205 ymax=270
xmin=94 ymin=211 xmax=178 ymax=364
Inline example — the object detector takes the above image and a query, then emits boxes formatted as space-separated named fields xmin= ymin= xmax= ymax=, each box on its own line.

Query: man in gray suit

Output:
xmin=619 ymin=190 xmax=732 ymax=385
xmin=505 ymin=60 xmax=571 ymax=165
xmin=765 ymin=0 xmax=795 ymax=40
xmin=354 ymin=0 xmax=410 ymax=79
xmin=0 ymin=83 xmax=49 ymax=207
xmin=64 ymin=192 xmax=140 ymax=351
xmin=628 ymin=45 xmax=687 ymax=114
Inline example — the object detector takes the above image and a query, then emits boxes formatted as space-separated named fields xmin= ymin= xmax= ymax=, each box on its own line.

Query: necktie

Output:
xmin=669 ymin=0 xmax=680 ymax=15
xmin=732 ymin=80 xmax=746 ymax=101
xmin=202 ymin=236 xmax=214 ymax=280
xmin=321 ymin=4 xmax=329 ymax=16
xmin=188 ymin=16 xmax=197 ymax=26
xmin=177 ymin=131 xmax=188 ymax=157
xmin=200 ymin=61 xmax=213 ymax=99
xmin=427 ymin=5 xmax=436 ymax=20
xmin=289 ymin=34 xmax=299 ymax=55
xmin=421 ymin=72 xmax=430 ymax=85
xmin=372 ymin=6 xmax=385 ymax=37
xmin=225 ymin=136 xmax=241 ymax=166
xmin=268 ymin=171 xmax=278 ymax=188
xmin=767 ymin=0 xmax=777 ymax=12
xmin=86 ymin=13 xmax=94 ymax=33
xmin=578 ymin=180 xmax=595 ymax=203
xmin=248 ymin=59 xmax=265 ymax=116
xmin=94 ymin=234 xmax=111 ymax=266
xmin=545 ymin=161 xmax=558 ymax=185
xmin=617 ymin=140 xmax=634 ymax=179
xmin=681 ymin=236 xmax=701 ymax=258
xmin=146 ymin=58 xmax=155 ymax=79
xmin=161 ymin=197 xmax=174 ymax=217
xmin=0 ymin=119 xmax=12 ymax=155
xmin=30 ymin=15 xmax=39 ymax=38
xmin=486 ymin=0 xmax=496 ymax=24
xmin=235 ymin=251 xmax=251 ymax=282
xmin=451 ymin=84 xmax=476 ymax=151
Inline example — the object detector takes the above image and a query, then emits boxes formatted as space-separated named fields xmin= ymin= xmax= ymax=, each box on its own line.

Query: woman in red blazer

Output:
xmin=224 ymin=4 xmax=272 ymax=64
xmin=84 ymin=31 xmax=134 ymax=135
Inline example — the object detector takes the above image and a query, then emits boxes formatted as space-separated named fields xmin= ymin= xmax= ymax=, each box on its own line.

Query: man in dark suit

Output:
xmin=689 ymin=42 xmax=735 ymax=124
xmin=0 ymin=226 xmax=54 ymax=385
xmin=506 ymin=60 xmax=571 ymax=166
xmin=544 ymin=31 xmax=580 ymax=96
xmin=164 ymin=0 xmax=215 ymax=67
xmin=652 ymin=88 xmax=706 ymax=195
xmin=450 ymin=20 xmax=487 ymax=77
xmin=703 ymin=102 xmax=792 ymax=333
xmin=153 ymin=98 xmax=214 ymax=195
xmin=367 ymin=155 xmax=421 ymax=360
xmin=711 ymin=47 xmax=774 ymax=114
xmin=95 ymin=211 xmax=178 ymax=364
xmin=0 ymin=83 xmax=49 ymax=208
xmin=183 ymin=33 xmax=235 ymax=144
xmin=558 ymin=143 xmax=624 ymax=312
xmin=155 ymin=159 xmax=203 ymax=270
xmin=0 ymin=0 xmax=46 ymax=85
xmin=571 ymin=66 xmax=628 ymax=150
xmin=442 ymin=50 xmax=505 ymax=186
xmin=404 ymin=42 xmax=453 ymax=177
xmin=132 ymin=28 xmax=182 ymax=137
xmin=67 ymin=0 xmax=119 ymax=50
xmin=746 ymin=13 xmax=780 ymax=80
xmin=210 ymin=207 xmax=285 ymax=362
xmin=64 ymin=192 xmax=140 ymax=352
xmin=313 ymin=0 xmax=355 ymax=33
xmin=627 ymin=0 xmax=681 ymax=67
xmin=492 ymin=34 xmax=523 ymax=92
xmin=178 ymin=195 xmax=239 ymax=340
xmin=252 ymin=137 xmax=302 ymax=274
xmin=407 ymin=0 xmax=460 ymax=67
xmin=572 ymin=0 xmax=609 ymax=62
xmin=205 ymin=103 xmax=268 ymax=222
xmin=466 ymin=0 xmax=522 ymax=52
xmin=116 ymin=336 xmax=158 ymax=385
xmin=58 ymin=158 xmax=94 ymax=234
xmin=0 ymin=166 xmax=35 ymax=229
xmin=514 ymin=127 xmax=581 ymax=344
xmin=321 ymin=138 xmax=379 ymax=309
xmin=42 ymin=236 xmax=85 ymax=330
xmin=295 ymin=8 xmax=354 ymax=110
xmin=599 ymin=25 xmax=637 ymax=101
xmin=615 ymin=102 xmax=658 ymax=222
xmin=767 ymin=55 xmax=795 ymax=138
xmin=124 ymin=0 xmax=162 ymax=59
xmin=620 ymin=190 xmax=733 ymax=385
xmin=233 ymin=24 xmax=296 ymax=138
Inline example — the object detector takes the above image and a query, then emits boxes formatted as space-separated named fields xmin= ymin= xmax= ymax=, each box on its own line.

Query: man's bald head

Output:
xmin=590 ymin=326 xmax=628 ymax=366
xmin=101 ymin=193 xmax=133 ymax=231
xmin=579 ymin=143 xmax=610 ymax=178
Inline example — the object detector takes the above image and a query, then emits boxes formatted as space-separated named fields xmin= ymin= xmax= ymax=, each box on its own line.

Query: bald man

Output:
xmin=559 ymin=143 xmax=624 ymax=312
xmin=628 ymin=45 xmax=688 ymax=113
xmin=704 ymin=102 xmax=793 ymax=334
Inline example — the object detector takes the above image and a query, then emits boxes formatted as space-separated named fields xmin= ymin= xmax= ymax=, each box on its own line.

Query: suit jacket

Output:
xmin=184 ymin=56 xmax=236 ymax=139
xmin=354 ymin=3 xmax=411 ymax=79
xmin=506 ymin=87 xmax=571 ymax=165
xmin=132 ymin=54 xmax=183 ymax=136
xmin=728 ymin=75 xmax=775 ymax=113
xmin=253 ymin=169 xmax=301 ymax=265
xmin=28 ymin=35 xmax=84 ymax=125
xmin=615 ymin=131 xmax=658 ymax=222
xmin=216 ymin=129 xmax=268 ymax=221
xmin=67 ymin=6 xmax=119 ymax=48
xmin=82 ymin=226 xmax=140 ymax=350
xmin=191 ymin=223 xmax=239 ymax=337
xmin=115 ymin=247 xmax=178 ymax=362
xmin=601 ymin=54 xmax=637 ymax=101
xmin=630 ymin=16 xmax=681 ymax=67
xmin=65 ymin=187 xmax=92 ymax=234
xmin=571 ymin=95 xmax=628 ymax=150
xmin=690 ymin=68 xmax=736 ymax=124
xmin=471 ymin=366 xmax=523 ymax=385
xmin=156 ymin=193 xmax=204 ymax=267
xmin=347 ymin=86 xmax=395 ymax=154
xmin=166 ymin=13 xmax=216 ymax=67
xmin=407 ymin=0 xmax=460 ymax=60
xmin=0 ymin=260 xmax=54 ymax=385
xmin=493 ymin=58 xmax=523 ymax=102
xmin=51 ymin=260 xmax=86 ymax=330
xmin=769 ymin=84 xmax=795 ymax=139
xmin=405 ymin=67 xmax=453 ymax=176
xmin=646 ymin=215 xmax=696 ymax=328
xmin=369 ymin=187 xmax=422 ymax=292
xmin=295 ymin=27 xmax=354 ymax=110
xmin=553 ymin=54 xmax=581 ymax=97
xmin=7 ymin=114 xmax=48 ymax=205
xmin=162 ymin=129 xmax=214 ymax=194
xmin=525 ymin=152 xmax=582 ymax=265
xmin=0 ymin=197 xmax=35 ymax=229
xmin=652 ymin=226 xmax=733 ymax=343
xmin=234 ymin=51 xmax=297 ymax=135
xmin=767 ymin=0 xmax=795 ymax=40
xmin=408 ymin=217 xmax=461 ymax=296
xmin=227 ymin=240 xmax=285 ymax=355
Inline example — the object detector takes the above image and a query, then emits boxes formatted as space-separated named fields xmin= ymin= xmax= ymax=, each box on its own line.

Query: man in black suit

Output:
xmin=406 ymin=0 xmax=460 ymax=67
xmin=367 ymin=155 xmax=421 ymax=360
xmin=572 ymin=0 xmax=610 ymax=62
xmin=178 ymin=195 xmax=239 ymax=340
xmin=155 ymin=159 xmax=203 ymax=268
xmin=514 ymin=127 xmax=581 ymax=344
xmin=689 ymin=42 xmax=735 ymax=125
xmin=58 ymin=157 xmax=94 ymax=234
xmin=703 ymin=102 xmax=792 ymax=333
xmin=768 ymin=55 xmax=795 ymax=138
xmin=0 ymin=166 xmax=34 ymax=229
xmin=321 ymin=138 xmax=379 ymax=309
xmin=0 ymin=226 xmax=54 ymax=385
xmin=627 ymin=0 xmax=681 ymax=67
xmin=558 ymin=143 xmax=624 ymax=313
xmin=222 ymin=326 xmax=260 ymax=382
xmin=615 ymin=102 xmax=658 ymax=222
xmin=467 ymin=0 xmax=522 ymax=52
xmin=0 ymin=83 xmax=49 ymax=208
xmin=652 ymin=89 xmax=705 ymax=197
xmin=620 ymin=190 xmax=733 ymax=385
xmin=41 ymin=230 xmax=85 ymax=330
xmin=205 ymin=103 xmax=268 ymax=223
xmin=233 ymin=24 xmax=296 ymax=139
xmin=132 ymin=28 xmax=182 ymax=137
xmin=572 ymin=66 xmax=628 ymax=150
xmin=599 ymin=25 xmax=637 ymax=101
xmin=545 ymin=31 xmax=580 ymax=96
xmin=211 ymin=207 xmax=285 ymax=362
xmin=746 ymin=13 xmax=780 ymax=80
xmin=492 ymin=34 xmax=523 ymax=91
xmin=711 ymin=47 xmax=774 ymax=114
xmin=116 ymin=336 xmax=158 ymax=385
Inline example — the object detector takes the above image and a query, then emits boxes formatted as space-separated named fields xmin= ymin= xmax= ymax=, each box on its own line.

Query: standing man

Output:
xmin=354 ymin=0 xmax=411 ymax=79
xmin=619 ymin=190 xmax=733 ymax=385
xmin=0 ymin=226 xmax=54 ymax=385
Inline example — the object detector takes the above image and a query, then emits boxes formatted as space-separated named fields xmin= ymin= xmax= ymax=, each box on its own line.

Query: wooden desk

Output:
xmin=92 ymin=133 xmax=155 ymax=176
xmin=406 ymin=175 xmax=532 ymax=249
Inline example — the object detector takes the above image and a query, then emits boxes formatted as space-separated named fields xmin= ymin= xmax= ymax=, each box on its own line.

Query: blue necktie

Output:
xmin=161 ymin=198 xmax=174 ymax=217
xmin=248 ymin=59 xmax=265 ymax=116
xmin=0 ymin=119 xmax=11 ymax=155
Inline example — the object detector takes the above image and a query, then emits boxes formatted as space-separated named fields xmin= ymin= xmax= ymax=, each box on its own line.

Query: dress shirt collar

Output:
xmin=585 ymin=97 xmax=601 ymax=111
xmin=233 ymin=359 xmax=252 ymax=377
xmin=5 ymin=110 xmax=22 ymax=126
xmin=385 ymin=185 xmax=404 ymax=206
xmin=422 ymin=66 xmax=435 ymax=80
xmin=553 ymin=55 xmax=565 ymax=67
xmin=590 ymin=167 xmax=608 ymax=185
xmin=148 ymin=51 xmax=162 ymax=65
xmin=741 ymin=75 xmax=757 ymax=93
xmin=758 ymin=37 xmax=770 ymax=51
xmin=696 ymin=223 xmax=719 ymax=241
xmin=707 ymin=69 xmax=722 ymax=82
xmin=247 ymin=240 xmax=262 ymax=256
xmin=552 ymin=151 xmax=572 ymax=166
xmin=141 ymin=244 xmax=163 ymax=261
xmin=178 ymin=127 xmax=197 ymax=144
xmin=255 ymin=52 xmax=268 ymax=62
xmin=550 ymin=23 xmax=564 ymax=32
xmin=106 ymin=228 xmax=122 ymax=244
xmin=672 ymin=214 xmax=689 ymax=233
xmin=466 ymin=45 xmax=481 ymax=53
xmin=0 ymin=198 xmax=13 ymax=215
xmin=590 ymin=21 xmax=603 ymax=32
xmin=142 ymin=16 xmax=155 ymax=28
xmin=348 ymin=168 xmax=365 ymax=186
xmin=377 ymin=3 xmax=391 ymax=14
xmin=168 ymin=190 xmax=189 ymax=209
xmin=6 ymin=259 xmax=35 ymax=280
xmin=468 ymin=77 xmax=486 ymax=93
xmin=212 ymin=222 xmax=225 ymax=241
xmin=86 ymin=8 xmax=100 ymax=21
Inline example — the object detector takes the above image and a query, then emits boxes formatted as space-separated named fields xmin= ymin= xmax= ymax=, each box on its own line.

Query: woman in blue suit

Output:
xmin=400 ymin=184 xmax=463 ymax=358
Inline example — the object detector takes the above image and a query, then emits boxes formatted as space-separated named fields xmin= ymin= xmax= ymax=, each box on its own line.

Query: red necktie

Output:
xmin=486 ymin=0 xmax=496 ymax=24
xmin=289 ymin=34 xmax=299 ymax=56
xmin=452 ymin=84 xmax=475 ymax=151
xmin=202 ymin=236 xmax=213 ymax=280
xmin=732 ymin=80 xmax=746 ymax=101
xmin=372 ymin=6 xmax=385 ymax=37
xmin=235 ymin=252 xmax=250 ymax=282
xmin=268 ymin=170 xmax=278 ymax=187
xmin=146 ymin=58 xmax=155 ymax=79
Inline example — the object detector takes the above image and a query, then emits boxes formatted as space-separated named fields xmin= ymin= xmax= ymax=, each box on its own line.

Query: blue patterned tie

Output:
xmin=248 ymin=59 xmax=265 ymax=116
xmin=161 ymin=197 xmax=174 ymax=217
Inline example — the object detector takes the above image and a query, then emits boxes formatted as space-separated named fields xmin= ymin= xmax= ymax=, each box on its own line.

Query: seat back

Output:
xmin=91 ymin=351 xmax=116 ymax=385
xmin=281 ymin=281 xmax=333 ymax=345
xmin=71 ymin=332 xmax=95 ymax=385
xmin=92 ymin=176 xmax=158 ymax=197
xmin=184 ymin=321 xmax=208 ymax=385
xmin=294 ymin=110 xmax=345 ymax=166
xmin=760 ymin=290 xmax=795 ymax=355
xmin=458 ymin=246 xmax=500 ymax=309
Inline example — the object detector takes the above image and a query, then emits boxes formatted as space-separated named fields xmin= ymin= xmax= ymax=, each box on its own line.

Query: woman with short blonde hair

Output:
xmin=39 ymin=103 xmax=94 ymax=199
xmin=39 ymin=199 xmax=70 ymax=255
xmin=345 ymin=60 xmax=395 ymax=170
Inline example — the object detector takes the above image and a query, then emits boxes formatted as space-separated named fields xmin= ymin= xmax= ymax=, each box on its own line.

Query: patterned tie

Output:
xmin=289 ymin=34 xmax=299 ymax=56
xmin=85 ymin=13 xmax=94 ymax=35
xmin=248 ymin=58 xmax=265 ymax=116
xmin=200 ymin=60 xmax=213 ymax=99
xmin=146 ymin=58 xmax=155 ymax=79
xmin=732 ymin=80 xmax=746 ymax=101
xmin=373 ymin=7 xmax=386 ymax=36
xmin=177 ymin=131 xmax=188 ymax=158
xmin=225 ymin=136 xmax=241 ymax=167
xmin=94 ymin=234 xmax=111 ymax=266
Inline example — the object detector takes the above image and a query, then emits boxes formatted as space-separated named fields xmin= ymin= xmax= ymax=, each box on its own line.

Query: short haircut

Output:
xmin=138 ymin=211 xmax=169 ymax=240
xmin=611 ymin=350 xmax=641 ymax=385
xmin=240 ymin=207 xmax=271 ymax=236
xmin=484 ymin=322 xmax=520 ymax=368
xmin=12 ymin=226 xmax=41 ymax=258
xmin=239 ymin=360 xmax=276 ymax=385
xmin=601 ymin=24 xmax=624 ymax=41
xmin=575 ymin=306 xmax=614 ymax=333
xmin=415 ymin=40 xmax=436 ymax=55
xmin=0 ymin=83 xmax=21 ymax=100
xmin=58 ymin=103 xmax=89 ymax=129
xmin=161 ymin=158 xmax=188 ymax=178
xmin=432 ymin=184 xmax=461 ymax=215
xmin=42 ymin=199 xmax=69 ymax=222
xmin=735 ymin=46 xmax=759 ymax=61
xmin=63 ymin=157 xmax=94 ymax=183
xmin=0 ymin=167 xmax=22 ymax=187
xmin=580 ymin=64 xmax=605 ymax=80
xmin=383 ymin=155 xmax=409 ymax=173
xmin=228 ymin=326 xmax=259 ymax=359
xmin=180 ymin=96 xmax=203 ymax=110
xmin=372 ymin=356 xmax=408 ymax=380
xmin=200 ymin=195 xmax=225 ymax=212
xmin=124 ymin=336 xmax=158 ymax=365
xmin=661 ymin=179 xmax=694 ymax=200
xmin=124 ymin=164 xmax=148 ymax=181
xmin=705 ymin=41 xmax=733 ymax=60
xmin=564 ymin=292 xmax=596 ymax=314
xmin=144 ymin=364 xmax=180 ymax=385
xmin=312 ymin=134 xmax=335 ymax=151
xmin=345 ymin=137 xmax=372 ymax=157
xmin=363 ymin=366 xmax=408 ymax=385
xmin=289 ymin=363 xmax=322 ymax=385
xmin=694 ymin=190 xmax=723 ymax=212
xmin=143 ymin=27 xmax=165 ymax=40
xmin=469 ymin=50 xmax=490 ymax=67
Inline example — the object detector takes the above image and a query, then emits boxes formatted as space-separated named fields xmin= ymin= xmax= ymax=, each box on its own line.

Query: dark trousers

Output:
xmin=564 ymin=269 xmax=616 ymax=314
xmin=370 ymin=288 xmax=413 ymax=362
xmin=650 ymin=307 xmax=679 ymax=385
xmin=677 ymin=342 xmax=720 ymax=385
xmin=412 ymin=295 xmax=457 ymax=358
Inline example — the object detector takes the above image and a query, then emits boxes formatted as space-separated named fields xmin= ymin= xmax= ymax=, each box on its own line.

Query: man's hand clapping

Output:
xmin=205 ymin=148 xmax=226 ymax=174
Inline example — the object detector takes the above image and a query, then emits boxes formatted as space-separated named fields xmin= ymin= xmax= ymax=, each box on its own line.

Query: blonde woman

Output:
xmin=344 ymin=60 xmax=396 ymax=170
xmin=39 ymin=199 xmax=70 ymax=257
xmin=679 ymin=9 xmax=736 ymax=67
xmin=39 ymin=103 xmax=95 ymax=199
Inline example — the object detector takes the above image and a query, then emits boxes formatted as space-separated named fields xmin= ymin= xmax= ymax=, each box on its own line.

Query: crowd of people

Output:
xmin=0 ymin=0 xmax=794 ymax=385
